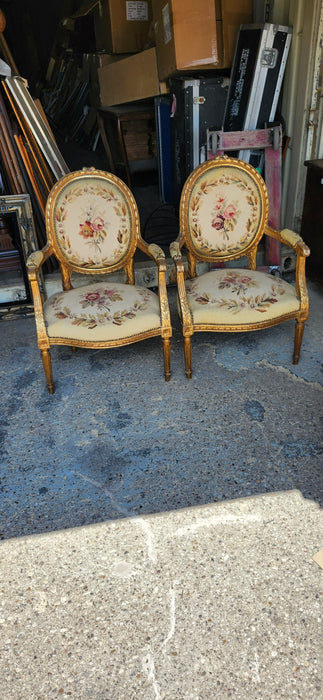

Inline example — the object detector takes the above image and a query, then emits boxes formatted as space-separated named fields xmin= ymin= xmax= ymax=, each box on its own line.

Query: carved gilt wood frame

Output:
xmin=0 ymin=193 xmax=43 ymax=311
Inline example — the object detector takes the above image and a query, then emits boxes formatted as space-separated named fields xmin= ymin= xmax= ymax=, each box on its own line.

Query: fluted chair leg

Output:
xmin=184 ymin=336 xmax=192 ymax=379
xmin=293 ymin=320 xmax=305 ymax=364
xmin=41 ymin=349 xmax=55 ymax=394
xmin=163 ymin=338 xmax=171 ymax=381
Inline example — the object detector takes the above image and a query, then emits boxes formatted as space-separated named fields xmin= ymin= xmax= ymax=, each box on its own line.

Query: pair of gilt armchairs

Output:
xmin=27 ymin=158 xmax=310 ymax=393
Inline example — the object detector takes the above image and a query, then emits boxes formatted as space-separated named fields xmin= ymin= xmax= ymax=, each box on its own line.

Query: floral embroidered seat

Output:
xmin=27 ymin=168 xmax=172 ymax=393
xmin=170 ymin=156 xmax=310 ymax=378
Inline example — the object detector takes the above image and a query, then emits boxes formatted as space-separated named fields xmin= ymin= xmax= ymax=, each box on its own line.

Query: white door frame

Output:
xmin=279 ymin=0 xmax=323 ymax=230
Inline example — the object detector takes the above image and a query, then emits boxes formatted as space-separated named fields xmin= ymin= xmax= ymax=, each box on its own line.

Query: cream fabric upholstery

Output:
xmin=44 ymin=282 xmax=161 ymax=341
xmin=186 ymin=269 xmax=300 ymax=325
xmin=171 ymin=157 xmax=309 ymax=378
xmin=187 ymin=165 xmax=263 ymax=256
xmin=27 ymin=168 xmax=172 ymax=393
xmin=53 ymin=178 xmax=132 ymax=268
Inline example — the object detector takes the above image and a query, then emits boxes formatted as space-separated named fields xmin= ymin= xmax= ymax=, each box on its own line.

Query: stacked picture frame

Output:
xmin=0 ymin=193 xmax=43 ymax=315
xmin=0 ymin=73 xmax=70 ymax=315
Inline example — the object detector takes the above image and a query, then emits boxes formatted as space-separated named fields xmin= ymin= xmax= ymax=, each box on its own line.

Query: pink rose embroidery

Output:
xmin=78 ymin=213 xmax=107 ymax=251
xmin=84 ymin=292 xmax=101 ymax=302
xmin=211 ymin=197 xmax=239 ymax=241
xmin=92 ymin=216 xmax=104 ymax=232
xmin=223 ymin=204 xmax=236 ymax=219
xmin=239 ymin=276 xmax=253 ymax=285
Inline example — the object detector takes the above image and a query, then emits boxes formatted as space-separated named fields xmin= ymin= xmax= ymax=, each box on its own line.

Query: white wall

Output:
xmin=274 ymin=0 xmax=323 ymax=230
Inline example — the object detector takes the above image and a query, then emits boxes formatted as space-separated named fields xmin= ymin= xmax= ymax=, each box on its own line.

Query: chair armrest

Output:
xmin=137 ymin=237 xmax=166 ymax=268
xmin=147 ymin=243 xmax=166 ymax=266
xmin=169 ymin=240 xmax=193 ymax=327
xmin=266 ymin=225 xmax=309 ymax=317
xmin=280 ymin=228 xmax=310 ymax=256
xmin=169 ymin=241 xmax=183 ymax=264
xmin=169 ymin=240 xmax=182 ymax=260
xmin=136 ymin=239 xmax=170 ymax=331
xmin=26 ymin=246 xmax=53 ymax=345
xmin=149 ymin=244 xmax=171 ymax=333
xmin=265 ymin=225 xmax=310 ymax=256
xmin=27 ymin=244 xmax=53 ymax=278
xmin=169 ymin=240 xmax=185 ymax=273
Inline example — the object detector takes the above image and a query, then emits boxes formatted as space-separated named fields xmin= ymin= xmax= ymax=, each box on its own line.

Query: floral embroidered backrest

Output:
xmin=181 ymin=157 xmax=269 ymax=261
xmin=46 ymin=168 xmax=138 ymax=271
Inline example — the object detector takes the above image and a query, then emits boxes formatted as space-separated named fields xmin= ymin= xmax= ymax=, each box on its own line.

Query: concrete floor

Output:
xmin=0 ymin=268 xmax=322 ymax=698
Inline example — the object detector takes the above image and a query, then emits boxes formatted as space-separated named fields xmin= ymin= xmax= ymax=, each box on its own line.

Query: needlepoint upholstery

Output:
xmin=187 ymin=165 xmax=264 ymax=257
xmin=44 ymin=282 xmax=161 ymax=342
xmin=170 ymin=156 xmax=310 ymax=378
xmin=52 ymin=178 xmax=132 ymax=268
xmin=27 ymin=168 xmax=172 ymax=393
xmin=185 ymin=269 xmax=300 ymax=325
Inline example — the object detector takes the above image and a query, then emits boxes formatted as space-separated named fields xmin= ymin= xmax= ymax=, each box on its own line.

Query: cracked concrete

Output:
xmin=0 ymin=275 xmax=322 ymax=699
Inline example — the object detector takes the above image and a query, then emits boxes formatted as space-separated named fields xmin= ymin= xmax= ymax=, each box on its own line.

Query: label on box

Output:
xmin=126 ymin=1 xmax=148 ymax=21
xmin=162 ymin=3 xmax=172 ymax=44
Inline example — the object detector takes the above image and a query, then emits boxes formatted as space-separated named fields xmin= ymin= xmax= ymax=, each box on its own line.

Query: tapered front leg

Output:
xmin=163 ymin=338 xmax=171 ymax=381
xmin=184 ymin=336 xmax=192 ymax=379
xmin=41 ymin=349 xmax=54 ymax=394
xmin=293 ymin=320 xmax=305 ymax=364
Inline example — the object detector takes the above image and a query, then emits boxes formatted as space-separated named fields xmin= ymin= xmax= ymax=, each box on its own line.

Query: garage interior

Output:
xmin=0 ymin=3 xmax=322 ymax=699
xmin=0 ymin=0 xmax=322 ymax=312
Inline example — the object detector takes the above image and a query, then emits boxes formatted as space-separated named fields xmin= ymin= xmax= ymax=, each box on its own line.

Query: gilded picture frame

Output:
xmin=3 ymin=75 xmax=69 ymax=181
xmin=0 ymin=193 xmax=43 ymax=315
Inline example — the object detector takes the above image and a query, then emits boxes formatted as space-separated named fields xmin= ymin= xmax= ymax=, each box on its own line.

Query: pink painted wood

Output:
xmin=206 ymin=126 xmax=282 ymax=266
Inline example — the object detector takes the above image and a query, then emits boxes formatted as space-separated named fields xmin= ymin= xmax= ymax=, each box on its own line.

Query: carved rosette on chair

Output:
xmin=170 ymin=156 xmax=310 ymax=378
xmin=27 ymin=167 xmax=172 ymax=393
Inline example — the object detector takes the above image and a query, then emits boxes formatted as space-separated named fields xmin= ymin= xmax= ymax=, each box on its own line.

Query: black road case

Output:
xmin=169 ymin=76 xmax=229 ymax=206
xmin=223 ymin=23 xmax=292 ymax=163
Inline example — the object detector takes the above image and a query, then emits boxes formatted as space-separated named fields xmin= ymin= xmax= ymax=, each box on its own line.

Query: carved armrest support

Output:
xmin=27 ymin=244 xmax=53 ymax=279
xmin=26 ymin=245 xmax=53 ymax=346
xmin=137 ymin=237 xmax=167 ymax=270
xmin=138 ymin=242 xmax=170 ymax=332
xmin=147 ymin=242 xmax=166 ymax=268
xmin=265 ymin=225 xmax=310 ymax=256
xmin=169 ymin=240 xmax=192 ymax=328
xmin=170 ymin=240 xmax=183 ymax=264
xmin=266 ymin=225 xmax=309 ymax=317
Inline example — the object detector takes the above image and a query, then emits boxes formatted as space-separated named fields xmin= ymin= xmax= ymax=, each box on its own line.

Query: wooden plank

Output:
xmin=207 ymin=128 xmax=274 ymax=157
xmin=14 ymin=135 xmax=47 ymax=215
xmin=0 ymin=113 xmax=25 ymax=193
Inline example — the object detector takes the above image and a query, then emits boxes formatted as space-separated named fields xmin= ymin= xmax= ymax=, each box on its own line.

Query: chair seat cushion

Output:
xmin=44 ymin=282 xmax=161 ymax=342
xmin=185 ymin=269 xmax=300 ymax=325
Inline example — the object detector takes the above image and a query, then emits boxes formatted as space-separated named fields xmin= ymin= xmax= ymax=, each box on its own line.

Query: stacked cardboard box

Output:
xmin=152 ymin=0 xmax=253 ymax=80
xmin=97 ymin=1 xmax=253 ymax=107
xmin=94 ymin=0 xmax=153 ymax=53
xmin=98 ymin=47 xmax=168 ymax=107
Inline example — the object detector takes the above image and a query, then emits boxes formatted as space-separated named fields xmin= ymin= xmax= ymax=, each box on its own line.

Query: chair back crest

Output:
xmin=180 ymin=157 xmax=269 ymax=260
xmin=46 ymin=168 xmax=139 ymax=271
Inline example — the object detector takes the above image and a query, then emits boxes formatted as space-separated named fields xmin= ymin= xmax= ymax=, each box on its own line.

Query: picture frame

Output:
xmin=3 ymin=75 xmax=70 ymax=182
xmin=0 ymin=193 xmax=43 ymax=316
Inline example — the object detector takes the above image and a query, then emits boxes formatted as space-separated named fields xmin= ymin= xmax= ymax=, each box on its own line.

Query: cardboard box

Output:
xmin=98 ymin=52 xmax=134 ymax=67
xmin=151 ymin=0 xmax=252 ymax=80
xmin=221 ymin=0 xmax=253 ymax=65
xmin=94 ymin=0 xmax=153 ymax=53
xmin=98 ymin=47 xmax=168 ymax=106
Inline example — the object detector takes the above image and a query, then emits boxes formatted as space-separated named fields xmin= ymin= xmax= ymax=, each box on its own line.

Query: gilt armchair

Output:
xmin=170 ymin=156 xmax=310 ymax=378
xmin=27 ymin=167 xmax=172 ymax=393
